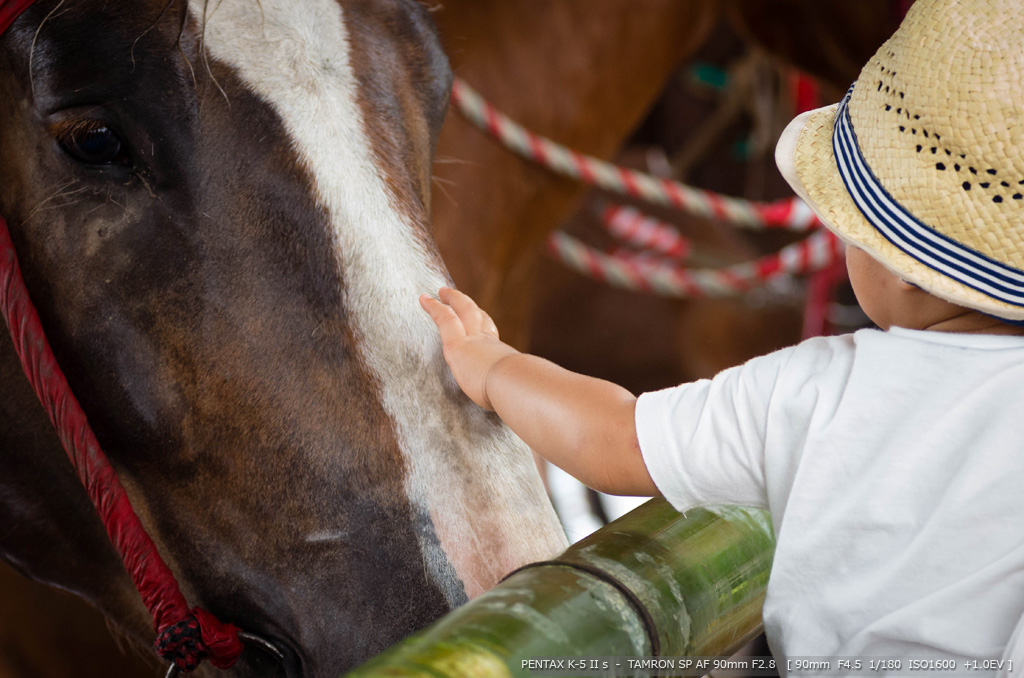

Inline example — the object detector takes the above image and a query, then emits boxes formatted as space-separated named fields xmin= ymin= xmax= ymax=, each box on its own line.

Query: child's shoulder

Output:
xmin=755 ymin=328 xmax=866 ymax=372
xmin=769 ymin=325 xmax=1024 ymax=390
xmin=788 ymin=326 xmax=1024 ymax=358
xmin=718 ymin=326 xmax=1024 ymax=402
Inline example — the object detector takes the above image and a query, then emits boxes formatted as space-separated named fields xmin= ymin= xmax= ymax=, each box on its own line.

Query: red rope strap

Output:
xmin=0 ymin=0 xmax=34 ymax=35
xmin=0 ymin=217 xmax=243 ymax=672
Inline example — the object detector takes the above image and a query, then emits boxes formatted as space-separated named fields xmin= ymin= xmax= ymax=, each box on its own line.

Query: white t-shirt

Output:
xmin=636 ymin=327 xmax=1024 ymax=669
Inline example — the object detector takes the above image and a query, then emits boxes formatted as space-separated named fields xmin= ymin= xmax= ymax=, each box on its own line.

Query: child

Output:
xmin=421 ymin=0 xmax=1024 ymax=664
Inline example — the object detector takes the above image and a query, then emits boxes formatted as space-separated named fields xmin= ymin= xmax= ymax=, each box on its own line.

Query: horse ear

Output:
xmin=344 ymin=0 xmax=452 ymax=211
xmin=394 ymin=0 xmax=453 ymax=155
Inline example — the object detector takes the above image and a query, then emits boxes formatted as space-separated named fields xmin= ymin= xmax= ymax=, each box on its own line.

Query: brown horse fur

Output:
xmin=0 ymin=1 xmax=566 ymax=675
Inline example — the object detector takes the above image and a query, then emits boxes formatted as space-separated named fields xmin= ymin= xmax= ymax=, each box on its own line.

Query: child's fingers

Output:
xmin=419 ymin=293 xmax=467 ymax=343
xmin=438 ymin=287 xmax=499 ymax=337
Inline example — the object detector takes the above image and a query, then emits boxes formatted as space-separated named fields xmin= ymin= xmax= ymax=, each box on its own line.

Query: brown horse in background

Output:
xmin=435 ymin=0 xmax=905 ymax=388
xmin=430 ymin=0 xmax=718 ymax=348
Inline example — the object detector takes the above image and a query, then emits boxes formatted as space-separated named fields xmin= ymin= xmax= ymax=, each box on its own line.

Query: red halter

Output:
xmin=0 ymin=0 xmax=33 ymax=35
xmin=0 ymin=2 xmax=243 ymax=673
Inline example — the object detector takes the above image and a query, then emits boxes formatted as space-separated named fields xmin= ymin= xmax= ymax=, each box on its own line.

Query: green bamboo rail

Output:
xmin=344 ymin=499 xmax=775 ymax=678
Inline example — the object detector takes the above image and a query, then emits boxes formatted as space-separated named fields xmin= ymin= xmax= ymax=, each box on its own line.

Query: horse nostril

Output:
xmin=239 ymin=630 xmax=304 ymax=678
xmin=163 ymin=630 xmax=296 ymax=678
xmin=238 ymin=630 xmax=288 ymax=664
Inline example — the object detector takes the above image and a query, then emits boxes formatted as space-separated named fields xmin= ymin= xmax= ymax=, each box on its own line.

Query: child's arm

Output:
xmin=419 ymin=287 xmax=659 ymax=497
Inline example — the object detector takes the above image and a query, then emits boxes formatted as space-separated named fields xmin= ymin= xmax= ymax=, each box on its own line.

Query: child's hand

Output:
xmin=419 ymin=287 xmax=519 ymax=411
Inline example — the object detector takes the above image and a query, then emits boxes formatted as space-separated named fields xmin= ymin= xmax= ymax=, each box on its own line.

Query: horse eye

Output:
xmin=56 ymin=122 xmax=125 ymax=166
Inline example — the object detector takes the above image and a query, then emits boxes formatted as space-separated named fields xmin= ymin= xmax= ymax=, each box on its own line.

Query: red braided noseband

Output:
xmin=0 ymin=215 xmax=244 ymax=670
xmin=1 ymin=6 xmax=244 ymax=672
xmin=1 ymin=4 xmax=246 ymax=660
xmin=0 ymin=0 xmax=33 ymax=35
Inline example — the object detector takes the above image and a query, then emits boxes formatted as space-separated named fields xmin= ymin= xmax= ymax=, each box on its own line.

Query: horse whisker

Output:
xmin=173 ymin=0 xmax=199 ymax=90
xmin=131 ymin=0 xmax=177 ymax=73
xmin=24 ymin=182 xmax=88 ymax=221
xmin=28 ymin=0 xmax=68 ymax=99
xmin=32 ymin=198 xmax=85 ymax=214
xmin=431 ymin=156 xmax=475 ymax=166
xmin=199 ymin=0 xmax=232 ymax=107
xmin=431 ymin=175 xmax=458 ymax=207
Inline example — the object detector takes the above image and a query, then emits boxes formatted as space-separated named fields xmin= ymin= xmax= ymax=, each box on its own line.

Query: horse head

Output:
xmin=0 ymin=1 xmax=566 ymax=675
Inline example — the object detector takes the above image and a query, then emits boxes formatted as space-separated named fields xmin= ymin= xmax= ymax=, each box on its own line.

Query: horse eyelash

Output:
xmin=49 ymin=117 xmax=108 ymax=146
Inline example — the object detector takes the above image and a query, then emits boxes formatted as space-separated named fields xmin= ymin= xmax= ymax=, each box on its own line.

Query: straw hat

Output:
xmin=776 ymin=0 xmax=1024 ymax=320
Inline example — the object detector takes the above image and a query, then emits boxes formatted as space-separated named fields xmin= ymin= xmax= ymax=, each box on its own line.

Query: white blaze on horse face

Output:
xmin=189 ymin=0 xmax=566 ymax=603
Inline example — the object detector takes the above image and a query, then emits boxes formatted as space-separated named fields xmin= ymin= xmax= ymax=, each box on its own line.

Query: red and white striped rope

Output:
xmin=451 ymin=77 xmax=822 ymax=232
xmin=452 ymin=77 xmax=843 ymax=297
xmin=547 ymin=228 xmax=843 ymax=298
xmin=598 ymin=202 xmax=691 ymax=261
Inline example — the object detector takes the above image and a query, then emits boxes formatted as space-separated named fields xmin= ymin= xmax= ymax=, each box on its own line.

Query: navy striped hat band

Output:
xmin=832 ymin=84 xmax=1024 ymax=317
